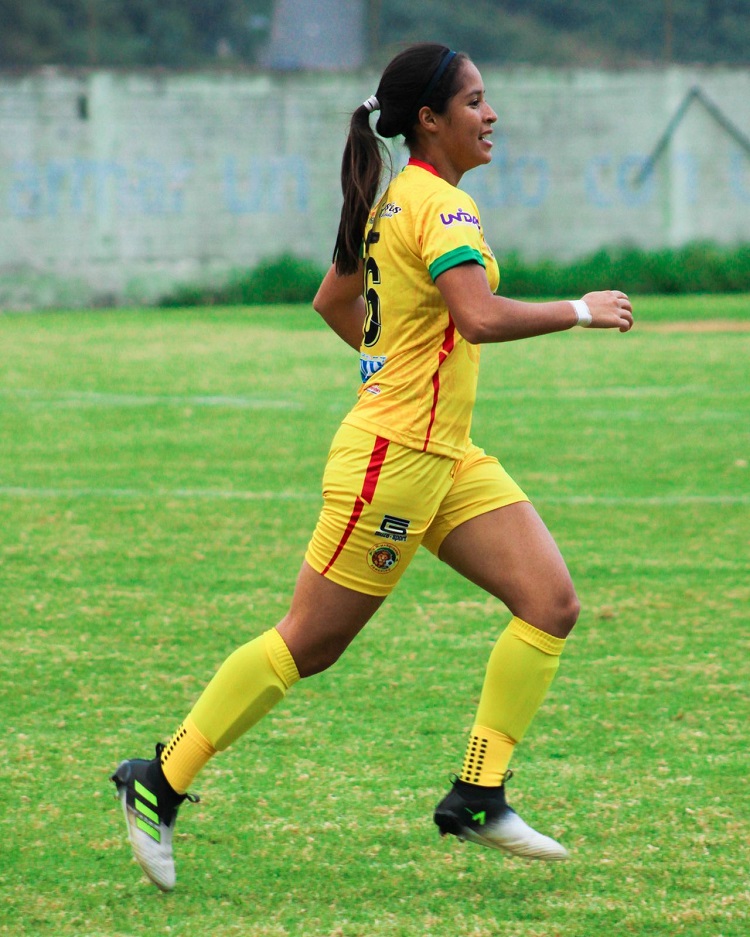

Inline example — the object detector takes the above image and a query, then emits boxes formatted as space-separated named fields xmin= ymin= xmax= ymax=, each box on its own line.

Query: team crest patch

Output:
xmin=367 ymin=543 xmax=401 ymax=574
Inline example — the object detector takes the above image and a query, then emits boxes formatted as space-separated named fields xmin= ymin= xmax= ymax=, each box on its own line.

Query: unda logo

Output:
xmin=367 ymin=543 xmax=400 ymax=574
xmin=375 ymin=514 xmax=410 ymax=542
xmin=440 ymin=208 xmax=481 ymax=229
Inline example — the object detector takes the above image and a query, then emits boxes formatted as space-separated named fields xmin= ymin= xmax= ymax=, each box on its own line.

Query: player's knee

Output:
xmin=553 ymin=588 xmax=580 ymax=636
xmin=518 ymin=585 xmax=579 ymax=637
xmin=294 ymin=641 xmax=347 ymax=678
xmin=278 ymin=625 xmax=351 ymax=678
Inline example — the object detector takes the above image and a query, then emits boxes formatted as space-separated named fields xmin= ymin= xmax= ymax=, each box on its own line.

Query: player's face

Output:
xmin=439 ymin=60 xmax=497 ymax=178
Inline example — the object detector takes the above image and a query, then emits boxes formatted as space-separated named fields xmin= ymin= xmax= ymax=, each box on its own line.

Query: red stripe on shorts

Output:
xmin=423 ymin=317 xmax=456 ymax=451
xmin=361 ymin=435 xmax=390 ymax=504
xmin=321 ymin=435 xmax=390 ymax=576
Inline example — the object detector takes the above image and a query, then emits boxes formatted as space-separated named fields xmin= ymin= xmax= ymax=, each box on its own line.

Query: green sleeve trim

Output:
xmin=429 ymin=245 xmax=485 ymax=281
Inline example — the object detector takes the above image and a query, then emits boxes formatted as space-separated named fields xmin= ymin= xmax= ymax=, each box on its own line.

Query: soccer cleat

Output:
xmin=110 ymin=743 xmax=198 ymax=891
xmin=433 ymin=772 xmax=568 ymax=861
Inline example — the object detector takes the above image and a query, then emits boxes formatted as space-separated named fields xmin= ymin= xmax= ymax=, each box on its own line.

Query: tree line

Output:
xmin=0 ymin=0 xmax=271 ymax=67
xmin=1 ymin=0 xmax=748 ymax=68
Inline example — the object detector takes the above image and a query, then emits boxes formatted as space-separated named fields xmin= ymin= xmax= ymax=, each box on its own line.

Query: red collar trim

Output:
xmin=407 ymin=158 xmax=440 ymax=177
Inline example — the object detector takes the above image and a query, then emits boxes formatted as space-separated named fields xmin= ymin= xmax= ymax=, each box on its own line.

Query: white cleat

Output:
xmin=110 ymin=744 xmax=198 ymax=891
xmin=434 ymin=773 xmax=568 ymax=861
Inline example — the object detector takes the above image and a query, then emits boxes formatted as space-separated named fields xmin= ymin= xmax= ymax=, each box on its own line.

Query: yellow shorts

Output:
xmin=305 ymin=423 xmax=528 ymax=597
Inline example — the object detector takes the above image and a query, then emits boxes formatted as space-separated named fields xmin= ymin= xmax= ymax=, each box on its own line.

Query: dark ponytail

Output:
xmin=332 ymin=106 xmax=390 ymax=276
xmin=332 ymin=43 xmax=467 ymax=276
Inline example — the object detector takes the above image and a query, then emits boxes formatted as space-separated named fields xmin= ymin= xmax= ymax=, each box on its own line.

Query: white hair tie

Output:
xmin=363 ymin=95 xmax=380 ymax=112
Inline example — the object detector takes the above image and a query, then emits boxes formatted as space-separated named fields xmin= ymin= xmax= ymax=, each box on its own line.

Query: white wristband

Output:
xmin=570 ymin=299 xmax=592 ymax=328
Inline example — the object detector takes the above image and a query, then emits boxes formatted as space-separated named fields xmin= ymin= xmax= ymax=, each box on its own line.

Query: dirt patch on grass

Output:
xmin=640 ymin=319 xmax=750 ymax=333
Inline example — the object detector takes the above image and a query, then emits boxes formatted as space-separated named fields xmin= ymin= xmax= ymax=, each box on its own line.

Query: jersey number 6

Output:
xmin=363 ymin=256 xmax=382 ymax=348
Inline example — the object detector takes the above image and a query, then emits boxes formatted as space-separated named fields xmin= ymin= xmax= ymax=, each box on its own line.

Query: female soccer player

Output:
xmin=112 ymin=43 xmax=633 ymax=890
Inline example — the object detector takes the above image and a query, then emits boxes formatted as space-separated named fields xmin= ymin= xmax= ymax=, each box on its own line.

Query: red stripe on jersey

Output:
xmin=321 ymin=435 xmax=390 ymax=576
xmin=407 ymin=157 xmax=440 ymax=177
xmin=423 ymin=318 xmax=456 ymax=451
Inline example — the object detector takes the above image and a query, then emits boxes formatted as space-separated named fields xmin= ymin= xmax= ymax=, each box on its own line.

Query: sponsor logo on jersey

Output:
xmin=367 ymin=543 xmax=401 ymax=573
xmin=360 ymin=353 xmax=387 ymax=383
xmin=440 ymin=208 xmax=481 ymax=230
xmin=365 ymin=384 xmax=381 ymax=396
xmin=380 ymin=202 xmax=402 ymax=218
xmin=375 ymin=514 xmax=411 ymax=542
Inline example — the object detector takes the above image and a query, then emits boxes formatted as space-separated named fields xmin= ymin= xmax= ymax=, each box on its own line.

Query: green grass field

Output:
xmin=1 ymin=296 xmax=748 ymax=937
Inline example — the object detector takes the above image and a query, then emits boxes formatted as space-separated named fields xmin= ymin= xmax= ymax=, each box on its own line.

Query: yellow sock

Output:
xmin=161 ymin=628 xmax=300 ymax=793
xmin=160 ymin=715 xmax=216 ymax=794
xmin=459 ymin=616 xmax=565 ymax=788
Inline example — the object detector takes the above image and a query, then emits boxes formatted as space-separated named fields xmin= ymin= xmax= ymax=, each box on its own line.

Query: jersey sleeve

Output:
xmin=414 ymin=190 xmax=488 ymax=281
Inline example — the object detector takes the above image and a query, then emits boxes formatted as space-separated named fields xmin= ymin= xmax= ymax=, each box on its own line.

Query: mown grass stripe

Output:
xmin=0 ymin=389 xmax=303 ymax=410
xmin=0 ymin=486 xmax=318 ymax=501
xmin=0 ymin=486 xmax=747 ymax=505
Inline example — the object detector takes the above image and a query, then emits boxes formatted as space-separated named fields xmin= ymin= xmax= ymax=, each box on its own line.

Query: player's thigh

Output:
xmin=424 ymin=446 xmax=578 ymax=635
xmin=422 ymin=444 xmax=529 ymax=556
xmin=277 ymin=560 xmax=386 ymax=676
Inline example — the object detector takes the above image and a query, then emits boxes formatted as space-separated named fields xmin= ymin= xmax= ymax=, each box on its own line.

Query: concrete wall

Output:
xmin=1 ymin=66 xmax=750 ymax=308
xmin=264 ymin=0 xmax=367 ymax=70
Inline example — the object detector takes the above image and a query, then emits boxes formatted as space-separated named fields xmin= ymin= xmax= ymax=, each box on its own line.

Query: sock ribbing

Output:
xmin=265 ymin=627 xmax=301 ymax=688
xmin=189 ymin=627 xmax=299 ymax=752
xmin=509 ymin=616 xmax=566 ymax=656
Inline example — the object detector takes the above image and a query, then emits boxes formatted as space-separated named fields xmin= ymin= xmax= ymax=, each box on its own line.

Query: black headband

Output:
xmin=414 ymin=49 xmax=457 ymax=112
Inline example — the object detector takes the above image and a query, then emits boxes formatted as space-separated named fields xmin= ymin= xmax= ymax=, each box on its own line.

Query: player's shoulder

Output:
xmin=393 ymin=163 xmax=462 ymax=201
xmin=415 ymin=187 xmax=483 ymax=243
xmin=373 ymin=166 xmax=483 ymax=247
xmin=404 ymin=165 xmax=479 ymax=209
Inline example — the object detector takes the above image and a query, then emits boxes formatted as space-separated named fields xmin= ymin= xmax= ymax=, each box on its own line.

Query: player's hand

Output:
xmin=581 ymin=290 xmax=633 ymax=332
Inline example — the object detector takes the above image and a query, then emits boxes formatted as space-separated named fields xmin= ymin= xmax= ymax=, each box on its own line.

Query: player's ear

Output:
xmin=417 ymin=105 xmax=440 ymax=134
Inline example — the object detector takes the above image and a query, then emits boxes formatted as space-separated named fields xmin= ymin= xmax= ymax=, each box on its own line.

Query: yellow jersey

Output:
xmin=342 ymin=159 xmax=500 ymax=460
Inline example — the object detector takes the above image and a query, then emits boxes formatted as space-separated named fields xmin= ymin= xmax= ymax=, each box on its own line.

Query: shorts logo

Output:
xmin=367 ymin=543 xmax=400 ymax=573
xmin=375 ymin=514 xmax=410 ymax=542
xmin=440 ymin=208 xmax=481 ymax=229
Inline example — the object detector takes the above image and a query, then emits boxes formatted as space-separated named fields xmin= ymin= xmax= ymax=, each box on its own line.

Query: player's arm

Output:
xmin=313 ymin=262 xmax=366 ymax=351
xmin=435 ymin=262 xmax=633 ymax=343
